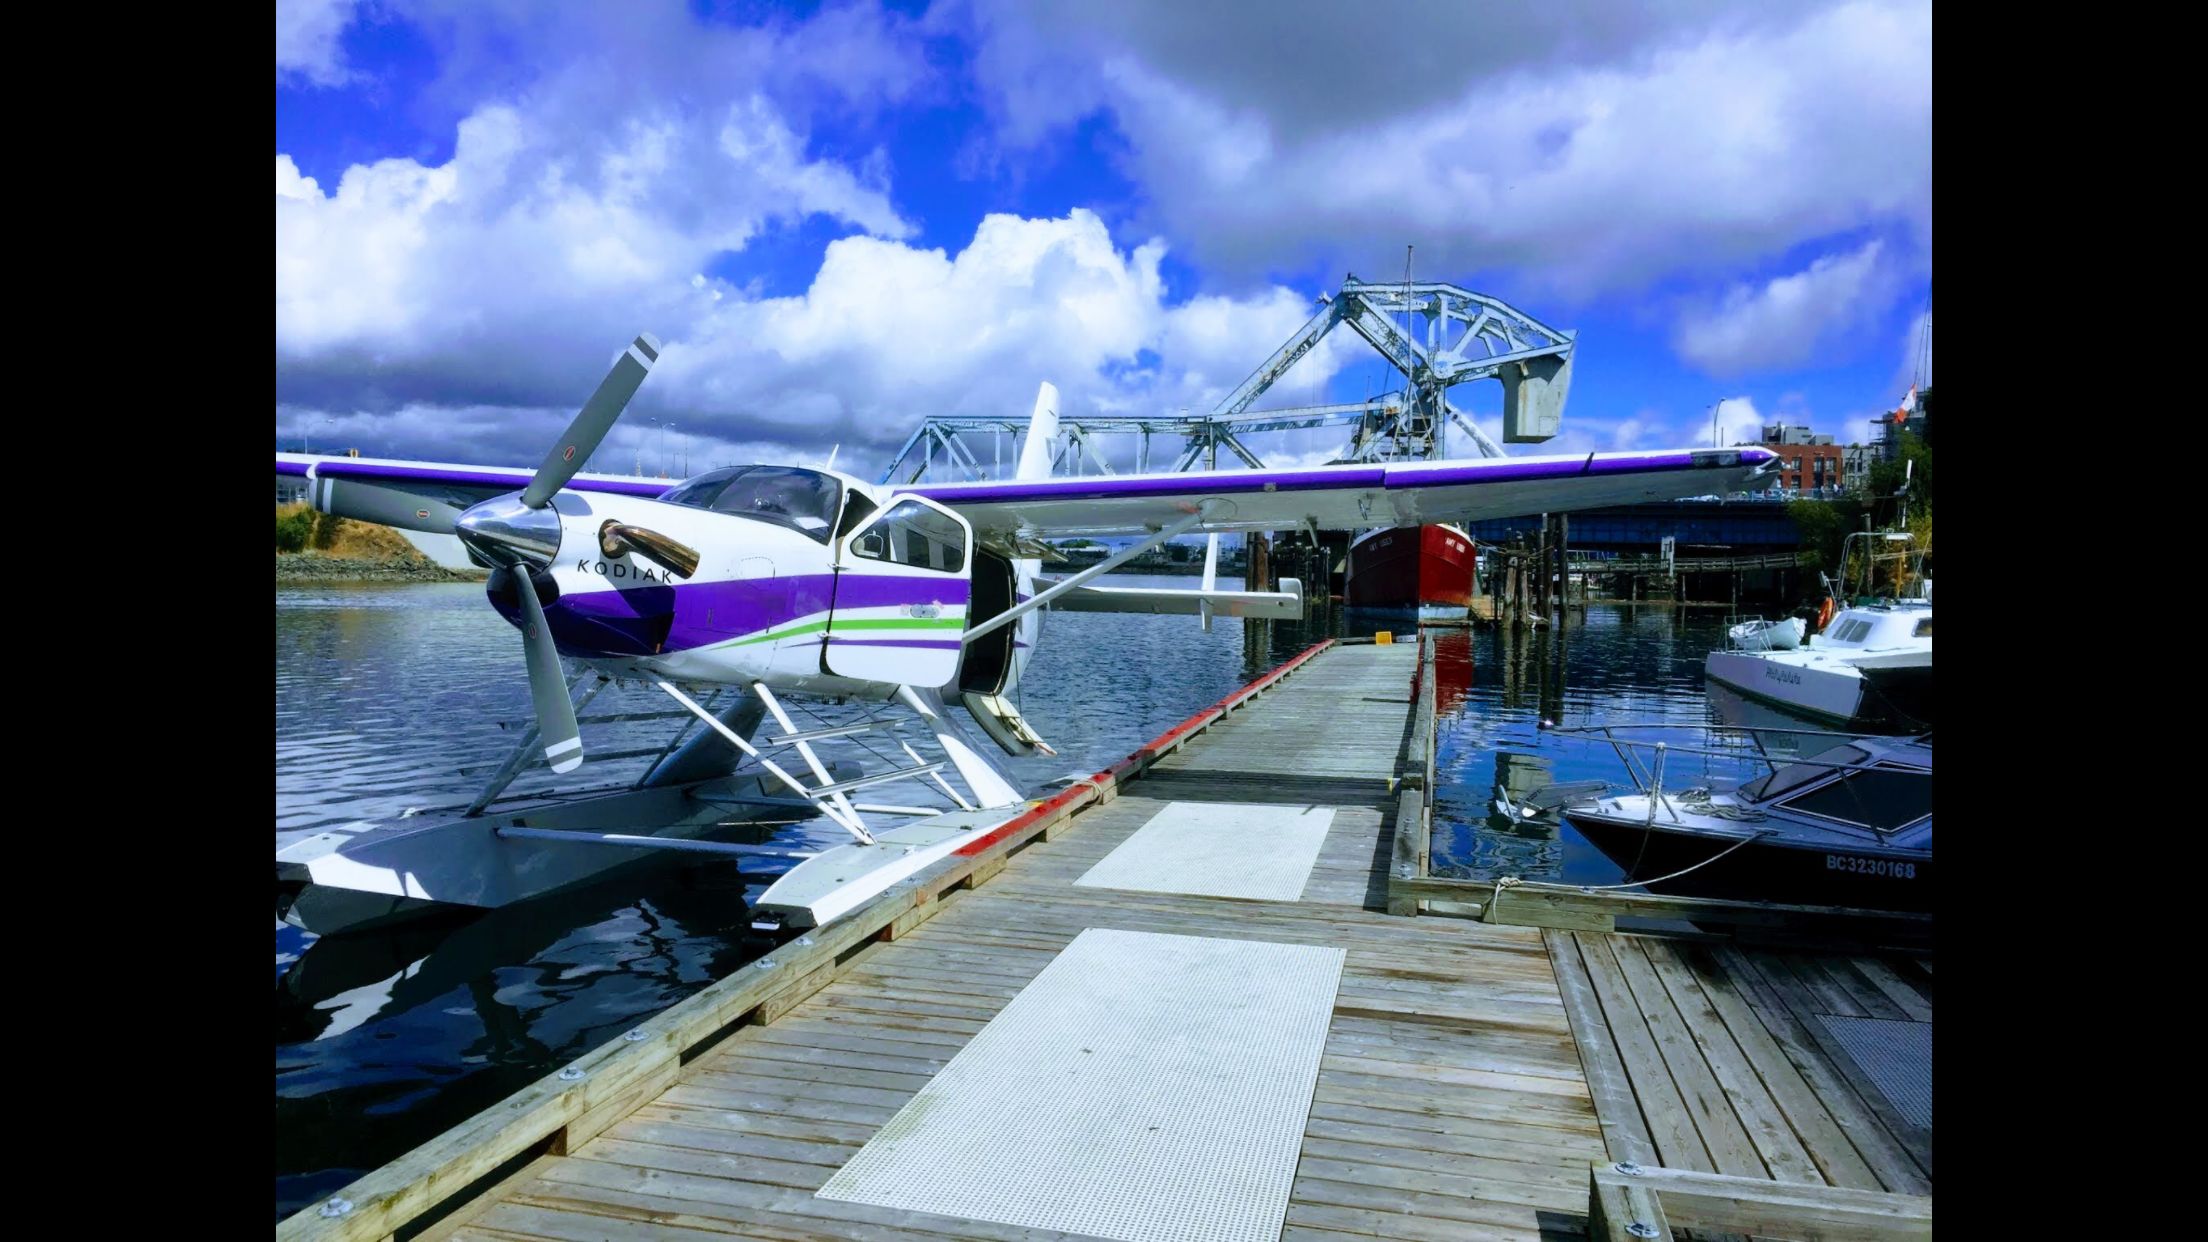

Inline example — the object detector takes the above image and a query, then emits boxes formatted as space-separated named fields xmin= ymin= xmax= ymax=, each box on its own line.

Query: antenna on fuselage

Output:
xmin=825 ymin=444 xmax=840 ymax=470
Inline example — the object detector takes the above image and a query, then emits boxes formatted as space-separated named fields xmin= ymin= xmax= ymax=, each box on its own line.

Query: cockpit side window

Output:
xmin=658 ymin=467 xmax=742 ymax=510
xmin=660 ymin=466 xmax=842 ymax=543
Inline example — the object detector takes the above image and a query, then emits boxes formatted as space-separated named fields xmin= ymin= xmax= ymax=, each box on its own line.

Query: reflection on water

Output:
xmin=274 ymin=577 xmax=1328 ymax=1218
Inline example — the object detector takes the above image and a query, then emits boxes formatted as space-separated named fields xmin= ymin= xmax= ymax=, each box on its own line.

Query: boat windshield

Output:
xmin=1774 ymin=763 xmax=1931 ymax=833
xmin=658 ymin=466 xmax=842 ymax=543
xmin=1734 ymin=743 xmax=1868 ymax=801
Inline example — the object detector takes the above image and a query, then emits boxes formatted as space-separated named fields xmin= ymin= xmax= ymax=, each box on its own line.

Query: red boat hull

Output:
xmin=1345 ymin=524 xmax=1475 ymax=619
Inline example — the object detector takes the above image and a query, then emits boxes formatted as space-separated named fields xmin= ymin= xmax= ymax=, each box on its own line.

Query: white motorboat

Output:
xmin=1703 ymin=532 xmax=1931 ymax=727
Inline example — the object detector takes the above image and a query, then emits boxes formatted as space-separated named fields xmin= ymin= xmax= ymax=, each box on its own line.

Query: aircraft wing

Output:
xmin=906 ymin=447 xmax=1779 ymax=540
xmin=277 ymin=453 xmax=673 ymax=534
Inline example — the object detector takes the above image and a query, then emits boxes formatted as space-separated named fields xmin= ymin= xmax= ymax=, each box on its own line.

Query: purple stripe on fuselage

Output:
xmin=506 ymin=571 xmax=974 ymax=658
xmin=276 ymin=460 xmax=310 ymax=477
xmin=312 ymin=459 xmax=672 ymax=499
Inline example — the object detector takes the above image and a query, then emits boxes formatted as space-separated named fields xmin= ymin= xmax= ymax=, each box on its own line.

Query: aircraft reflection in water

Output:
xmin=275 ymin=863 xmax=767 ymax=1197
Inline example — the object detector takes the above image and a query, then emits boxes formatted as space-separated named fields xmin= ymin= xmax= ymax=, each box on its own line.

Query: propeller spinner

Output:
xmin=454 ymin=331 xmax=670 ymax=777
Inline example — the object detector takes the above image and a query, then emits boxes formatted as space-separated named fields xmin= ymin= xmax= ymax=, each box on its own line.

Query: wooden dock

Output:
xmin=284 ymin=638 xmax=1930 ymax=1242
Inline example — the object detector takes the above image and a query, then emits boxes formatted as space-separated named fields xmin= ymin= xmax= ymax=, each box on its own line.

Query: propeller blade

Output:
xmin=513 ymin=568 xmax=584 ymax=773
xmin=521 ymin=333 xmax=661 ymax=508
xmin=599 ymin=521 xmax=700 ymax=578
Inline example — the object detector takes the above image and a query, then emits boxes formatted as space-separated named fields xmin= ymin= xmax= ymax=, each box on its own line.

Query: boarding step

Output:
xmin=766 ymin=721 xmax=898 ymax=746
xmin=808 ymin=762 xmax=946 ymax=799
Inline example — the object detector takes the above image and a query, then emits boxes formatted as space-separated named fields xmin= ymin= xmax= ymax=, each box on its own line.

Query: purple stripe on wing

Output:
xmin=313 ymin=459 xmax=673 ymax=498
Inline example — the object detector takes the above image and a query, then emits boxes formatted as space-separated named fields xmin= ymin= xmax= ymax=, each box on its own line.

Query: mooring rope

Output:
xmin=1488 ymin=825 xmax=1776 ymax=907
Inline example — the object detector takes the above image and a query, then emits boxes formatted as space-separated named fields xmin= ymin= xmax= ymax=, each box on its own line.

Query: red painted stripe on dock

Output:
xmin=951 ymin=782 xmax=1093 ymax=857
xmin=950 ymin=638 xmax=1337 ymax=859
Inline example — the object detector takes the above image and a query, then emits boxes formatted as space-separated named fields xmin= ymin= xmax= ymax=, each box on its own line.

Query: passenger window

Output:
xmin=1913 ymin=618 xmax=1932 ymax=637
xmin=852 ymin=500 xmax=967 ymax=573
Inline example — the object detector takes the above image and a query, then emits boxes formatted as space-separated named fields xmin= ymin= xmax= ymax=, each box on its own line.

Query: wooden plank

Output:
xmin=556 ymin=1054 xmax=680 ymax=1154
xmin=1571 ymin=932 xmax=1708 ymax=1171
xmin=532 ymin=1155 xmax=1115 ymax=1242
xmin=411 ymin=1156 xmax=564 ymax=1242
xmin=1385 ymin=788 xmax=1426 ymax=916
xmin=1290 ymin=1172 xmax=1552 ymax=1235
xmin=1676 ymin=945 xmax=1882 ymax=1192
xmin=1597 ymin=1163 xmax=1931 ymax=1240
xmin=1638 ymin=939 xmax=1821 ymax=1185
xmin=1763 ymin=951 xmax=1867 ymax=1018
xmin=1302 ymin=1112 xmax=1604 ymax=1169
xmin=1712 ymin=945 xmax=1930 ymax=1194
xmin=1848 ymin=957 xmax=1934 ymax=1023
xmin=1607 ymin=936 xmax=1765 ymax=1178
xmin=1809 ymin=955 xmax=1910 ymax=1020
xmin=1543 ymin=931 xmax=1658 ymax=1166
xmin=1285 ymin=1200 xmax=1531 ymax=1242
xmin=1484 ymin=884 xmax=1615 ymax=933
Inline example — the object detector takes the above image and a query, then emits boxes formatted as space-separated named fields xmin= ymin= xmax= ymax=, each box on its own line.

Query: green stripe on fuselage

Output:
xmin=703 ymin=614 xmax=967 ymax=651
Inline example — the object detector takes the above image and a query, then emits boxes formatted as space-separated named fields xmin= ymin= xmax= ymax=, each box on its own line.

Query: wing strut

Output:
xmin=960 ymin=503 xmax=1213 ymax=645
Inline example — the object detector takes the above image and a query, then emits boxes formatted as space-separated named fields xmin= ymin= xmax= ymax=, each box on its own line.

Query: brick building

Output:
xmin=1740 ymin=424 xmax=1843 ymax=494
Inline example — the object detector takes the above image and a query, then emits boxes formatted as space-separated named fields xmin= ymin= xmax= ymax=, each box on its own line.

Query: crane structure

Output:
xmin=879 ymin=277 xmax=1575 ymax=486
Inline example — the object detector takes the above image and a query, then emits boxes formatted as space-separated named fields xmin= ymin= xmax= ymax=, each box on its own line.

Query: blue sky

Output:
xmin=277 ymin=0 xmax=1931 ymax=477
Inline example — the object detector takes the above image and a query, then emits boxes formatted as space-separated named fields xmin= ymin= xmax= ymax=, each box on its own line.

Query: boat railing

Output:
xmin=1529 ymin=721 xmax=1928 ymax=823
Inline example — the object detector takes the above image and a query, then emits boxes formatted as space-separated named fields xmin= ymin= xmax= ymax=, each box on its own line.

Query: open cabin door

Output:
xmin=824 ymin=494 xmax=974 ymax=688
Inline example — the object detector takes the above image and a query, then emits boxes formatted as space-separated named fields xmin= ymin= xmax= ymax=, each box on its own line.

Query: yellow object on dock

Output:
xmin=1374 ymin=630 xmax=1393 ymax=644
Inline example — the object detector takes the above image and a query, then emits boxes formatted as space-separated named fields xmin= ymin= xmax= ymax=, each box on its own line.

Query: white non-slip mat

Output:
xmin=1074 ymin=801 xmax=1335 ymax=901
xmin=817 ymin=927 xmax=1346 ymax=1242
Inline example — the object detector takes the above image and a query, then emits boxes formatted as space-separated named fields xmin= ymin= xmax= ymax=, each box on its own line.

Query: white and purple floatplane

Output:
xmin=276 ymin=333 xmax=1778 ymax=936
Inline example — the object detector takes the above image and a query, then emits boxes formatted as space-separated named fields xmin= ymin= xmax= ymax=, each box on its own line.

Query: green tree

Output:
xmin=275 ymin=507 xmax=315 ymax=552
xmin=1866 ymin=430 xmax=1932 ymax=518
xmin=1786 ymin=496 xmax=1869 ymax=576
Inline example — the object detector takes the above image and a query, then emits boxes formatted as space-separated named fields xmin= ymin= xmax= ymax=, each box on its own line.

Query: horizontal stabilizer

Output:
xmin=1034 ymin=577 xmax=1305 ymax=620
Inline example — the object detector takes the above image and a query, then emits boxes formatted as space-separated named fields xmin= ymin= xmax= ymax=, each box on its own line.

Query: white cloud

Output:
xmin=280 ymin=199 xmax=1357 ymax=471
xmin=1673 ymin=240 xmax=1895 ymax=376
xmin=276 ymin=93 xmax=911 ymax=409
xmin=1712 ymin=396 xmax=1765 ymax=446
xmin=276 ymin=0 xmax=360 ymax=86
xmin=959 ymin=0 xmax=1930 ymax=301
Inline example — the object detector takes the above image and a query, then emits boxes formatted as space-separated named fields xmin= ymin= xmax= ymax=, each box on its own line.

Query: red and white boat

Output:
xmin=1344 ymin=524 xmax=1477 ymax=621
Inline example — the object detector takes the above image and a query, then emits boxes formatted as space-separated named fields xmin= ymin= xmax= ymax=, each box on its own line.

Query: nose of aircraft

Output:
xmin=456 ymin=494 xmax=564 ymax=568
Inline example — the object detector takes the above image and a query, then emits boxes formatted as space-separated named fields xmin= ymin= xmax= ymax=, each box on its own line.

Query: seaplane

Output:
xmin=276 ymin=332 xmax=1777 ymax=937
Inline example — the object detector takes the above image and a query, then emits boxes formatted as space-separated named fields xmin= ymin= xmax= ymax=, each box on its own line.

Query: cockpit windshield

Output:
xmin=659 ymin=466 xmax=843 ymax=543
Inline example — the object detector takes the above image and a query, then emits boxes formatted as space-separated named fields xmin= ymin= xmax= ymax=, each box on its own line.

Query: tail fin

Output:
xmin=1015 ymin=382 xmax=1059 ymax=481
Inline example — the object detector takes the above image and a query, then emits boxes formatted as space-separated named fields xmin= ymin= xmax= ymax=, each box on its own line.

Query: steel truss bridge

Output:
xmin=879 ymin=277 xmax=1577 ymax=486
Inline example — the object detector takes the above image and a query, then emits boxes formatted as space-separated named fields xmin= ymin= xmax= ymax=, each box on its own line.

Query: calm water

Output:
xmin=275 ymin=588 xmax=1864 ymax=1218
